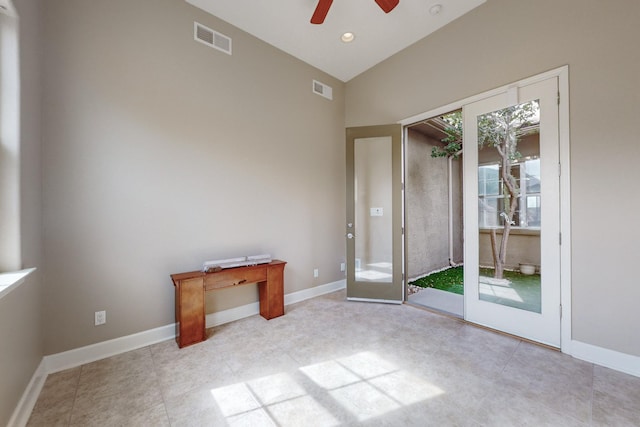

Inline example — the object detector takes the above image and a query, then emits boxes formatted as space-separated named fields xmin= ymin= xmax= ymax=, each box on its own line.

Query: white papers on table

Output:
xmin=202 ymin=254 xmax=272 ymax=271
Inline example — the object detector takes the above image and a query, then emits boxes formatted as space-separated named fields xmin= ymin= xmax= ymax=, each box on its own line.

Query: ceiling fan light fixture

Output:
xmin=341 ymin=32 xmax=355 ymax=43
xmin=429 ymin=4 xmax=443 ymax=15
xmin=311 ymin=0 xmax=399 ymax=24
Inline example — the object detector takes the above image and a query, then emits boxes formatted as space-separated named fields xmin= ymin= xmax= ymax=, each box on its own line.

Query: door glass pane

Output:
xmin=477 ymin=100 xmax=541 ymax=312
xmin=354 ymin=137 xmax=393 ymax=282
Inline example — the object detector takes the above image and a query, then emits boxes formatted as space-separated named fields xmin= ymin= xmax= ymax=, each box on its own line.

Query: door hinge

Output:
xmin=560 ymin=304 xmax=563 ymax=319
xmin=558 ymin=162 xmax=561 ymax=177
xmin=402 ymin=226 xmax=404 ymax=235
xmin=559 ymin=232 xmax=562 ymax=245
xmin=401 ymin=182 xmax=405 ymax=191
xmin=557 ymin=91 xmax=560 ymax=105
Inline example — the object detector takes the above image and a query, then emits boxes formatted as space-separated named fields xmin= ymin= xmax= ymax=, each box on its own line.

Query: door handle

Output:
xmin=346 ymin=233 xmax=354 ymax=239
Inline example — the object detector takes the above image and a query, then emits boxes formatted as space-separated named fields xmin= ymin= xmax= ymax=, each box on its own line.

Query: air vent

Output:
xmin=194 ymin=22 xmax=232 ymax=55
xmin=312 ymin=80 xmax=333 ymax=100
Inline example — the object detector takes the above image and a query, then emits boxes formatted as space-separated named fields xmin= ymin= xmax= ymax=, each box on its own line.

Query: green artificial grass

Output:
xmin=409 ymin=266 xmax=540 ymax=313
xmin=479 ymin=267 xmax=542 ymax=312
xmin=410 ymin=266 xmax=464 ymax=295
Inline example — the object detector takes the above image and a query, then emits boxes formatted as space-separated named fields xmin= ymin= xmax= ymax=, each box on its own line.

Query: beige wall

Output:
xmin=0 ymin=0 xmax=44 ymax=424
xmin=0 ymin=274 xmax=42 ymax=424
xmin=346 ymin=0 xmax=640 ymax=356
xmin=478 ymin=133 xmax=539 ymax=164
xmin=479 ymin=230 xmax=540 ymax=271
xmin=41 ymin=0 xmax=346 ymax=354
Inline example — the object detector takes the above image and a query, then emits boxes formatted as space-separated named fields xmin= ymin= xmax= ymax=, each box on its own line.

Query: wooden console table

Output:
xmin=171 ymin=260 xmax=286 ymax=348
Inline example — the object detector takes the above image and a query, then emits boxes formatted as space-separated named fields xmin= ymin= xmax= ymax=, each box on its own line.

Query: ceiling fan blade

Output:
xmin=311 ymin=0 xmax=334 ymax=24
xmin=375 ymin=0 xmax=399 ymax=13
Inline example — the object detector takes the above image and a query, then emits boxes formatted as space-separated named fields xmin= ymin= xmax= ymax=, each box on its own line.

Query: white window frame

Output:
xmin=0 ymin=1 xmax=30 ymax=299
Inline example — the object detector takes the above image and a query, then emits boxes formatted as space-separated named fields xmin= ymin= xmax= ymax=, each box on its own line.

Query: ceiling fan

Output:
xmin=311 ymin=0 xmax=400 ymax=24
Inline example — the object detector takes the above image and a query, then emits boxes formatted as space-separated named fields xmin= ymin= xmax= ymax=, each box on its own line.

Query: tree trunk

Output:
xmin=492 ymin=123 xmax=519 ymax=280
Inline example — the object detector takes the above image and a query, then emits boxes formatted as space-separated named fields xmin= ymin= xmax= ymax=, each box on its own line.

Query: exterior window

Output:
xmin=478 ymin=158 xmax=540 ymax=229
xmin=1 ymin=5 xmax=22 ymax=271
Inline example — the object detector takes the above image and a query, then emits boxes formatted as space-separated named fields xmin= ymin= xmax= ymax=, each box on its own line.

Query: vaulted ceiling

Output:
xmin=186 ymin=0 xmax=486 ymax=82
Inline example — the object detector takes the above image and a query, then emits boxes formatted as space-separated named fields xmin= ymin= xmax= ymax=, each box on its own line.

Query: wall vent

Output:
xmin=194 ymin=22 xmax=232 ymax=55
xmin=312 ymin=80 xmax=333 ymax=100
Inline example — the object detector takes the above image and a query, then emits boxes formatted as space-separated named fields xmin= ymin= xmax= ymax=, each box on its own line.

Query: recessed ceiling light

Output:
xmin=429 ymin=4 xmax=443 ymax=15
xmin=341 ymin=32 xmax=355 ymax=43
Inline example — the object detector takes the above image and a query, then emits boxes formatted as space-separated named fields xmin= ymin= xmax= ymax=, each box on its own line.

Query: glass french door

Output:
xmin=463 ymin=77 xmax=561 ymax=347
xmin=346 ymin=124 xmax=403 ymax=303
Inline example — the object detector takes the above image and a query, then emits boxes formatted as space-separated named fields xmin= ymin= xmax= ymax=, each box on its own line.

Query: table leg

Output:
xmin=176 ymin=277 xmax=206 ymax=347
xmin=259 ymin=263 xmax=285 ymax=319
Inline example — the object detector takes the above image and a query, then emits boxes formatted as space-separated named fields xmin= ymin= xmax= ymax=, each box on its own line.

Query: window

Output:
xmin=478 ymin=158 xmax=541 ymax=229
xmin=0 ymin=2 xmax=22 ymax=272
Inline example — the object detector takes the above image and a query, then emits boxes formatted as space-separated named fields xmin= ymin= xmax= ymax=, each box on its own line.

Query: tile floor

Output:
xmin=27 ymin=290 xmax=640 ymax=426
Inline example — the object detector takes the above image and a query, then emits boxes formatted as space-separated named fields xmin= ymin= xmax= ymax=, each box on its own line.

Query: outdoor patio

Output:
xmin=408 ymin=268 xmax=542 ymax=316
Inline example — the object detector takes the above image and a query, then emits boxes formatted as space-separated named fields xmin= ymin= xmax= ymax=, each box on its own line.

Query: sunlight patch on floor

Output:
xmin=329 ymin=381 xmax=400 ymax=422
xmin=209 ymin=351 xmax=445 ymax=425
xmin=248 ymin=372 xmax=307 ymax=405
xmin=210 ymin=383 xmax=260 ymax=417
xmin=300 ymin=360 xmax=360 ymax=389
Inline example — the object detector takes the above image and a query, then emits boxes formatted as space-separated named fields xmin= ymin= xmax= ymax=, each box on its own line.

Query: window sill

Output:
xmin=0 ymin=268 xmax=36 ymax=300
xmin=479 ymin=227 xmax=540 ymax=236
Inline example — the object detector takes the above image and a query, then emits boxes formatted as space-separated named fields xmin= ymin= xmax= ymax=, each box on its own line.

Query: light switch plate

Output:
xmin=95 ymin=310 xmax=106 ymax=326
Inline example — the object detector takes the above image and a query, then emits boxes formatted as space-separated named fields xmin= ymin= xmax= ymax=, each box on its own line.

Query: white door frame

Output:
xmin=399 ymin=66 xmax=572 ymax=354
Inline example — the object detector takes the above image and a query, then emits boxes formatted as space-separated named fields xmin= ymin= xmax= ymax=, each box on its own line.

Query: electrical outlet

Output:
xmin=340 ymin=262 xmax=345 ymax=272
xmin=313 ymin=268 xmax=319 ymax=278
xmin=95 ymin=310 xmax=106 ymax=326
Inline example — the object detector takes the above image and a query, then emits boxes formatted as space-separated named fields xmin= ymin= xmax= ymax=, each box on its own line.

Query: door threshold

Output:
xmin=466 ymin=321 xmax=561 ymax=351
xmin=348 ymin=297 xmax=402 ymax=305
xmin=406 ymin=287 xmax=463 ymax=317
xmin=404 ymin=301 xmax=464 ymax=321
xmin=404 ymin=301 xmax=560 ymax=351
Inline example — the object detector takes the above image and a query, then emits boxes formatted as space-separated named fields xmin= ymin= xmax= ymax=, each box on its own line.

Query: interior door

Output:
xmin=463 ymin=77 xmax=561 ymax=347
xmin=346 ymin=124 xmax=403 ymax=303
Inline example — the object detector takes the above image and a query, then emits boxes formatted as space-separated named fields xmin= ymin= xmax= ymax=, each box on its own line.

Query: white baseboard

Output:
xmin=206 ymin=302 xmax=260 ymax=328
xmin=284 ymin=279 xmax=346 ymax=305
xmin=571 ymin=340 xmax=640 ymax=378
xmin=10 ymin=279 xmax=348 ymax=427
xmin=12 ymin=280 xmax=640 ymax=427
xmin=45 ymin=279 xmax=347 ymax=373
xmin=8 ymin=359 xmax=47 ymax=427
xmin=32 ymin=280 xmax=639 ymax=382
xmin=44 ymin=324 xmax=176 ymax=374
xmin=206 ymin=279 xmax=346 ymax=327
